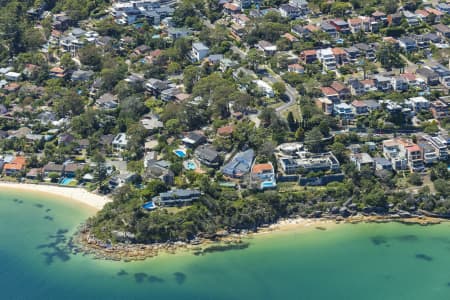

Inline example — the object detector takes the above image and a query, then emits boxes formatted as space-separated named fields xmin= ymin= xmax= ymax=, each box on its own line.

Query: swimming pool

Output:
xmin=184 ymin=161 xmax=196 ymax=170
xmin=173 ymin=149 xmax=186 ymax=158
xmin=59 ymin=178 xmax=74 ymax=185
xmin=142 ymin=201 xmax=157 ymax=210
xmin=261 ymin=181 xmax=276 ymax=189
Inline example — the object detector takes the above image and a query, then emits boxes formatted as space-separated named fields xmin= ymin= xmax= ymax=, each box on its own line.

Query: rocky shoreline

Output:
xmin=72 ymin=213 xmax=446 ymax=262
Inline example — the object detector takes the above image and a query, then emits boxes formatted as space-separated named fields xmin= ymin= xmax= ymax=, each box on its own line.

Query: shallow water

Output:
xmin=1 ymin=188 xmax=450 ymax=300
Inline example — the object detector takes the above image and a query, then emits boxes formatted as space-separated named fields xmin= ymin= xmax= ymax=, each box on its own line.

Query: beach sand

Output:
xmin=0 ymin=182 xmax=111 ymax=210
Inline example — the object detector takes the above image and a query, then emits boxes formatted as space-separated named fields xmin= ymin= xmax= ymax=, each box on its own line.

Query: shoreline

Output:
xmin=0 ymin=182 xmax=111 ymax=210
xmin=75 ymin=214 xmax=446 ymax=262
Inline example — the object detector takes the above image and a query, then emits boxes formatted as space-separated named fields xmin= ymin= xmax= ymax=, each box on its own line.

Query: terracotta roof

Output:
xmin=252 ymin=163 xmax=273 ymax=174
xmin=361 ymin=79 xmax=375 ymax=86
xmin=401 ymin=73 xmax=416 ymax=81
xmin=4 ymin=156 xmax=26 ymax=171
xmin=217 ymin=125 xmax=234 ymax=136
xmin=304 ymin=24 xmax=319 ymax=32
xmin=407 ymin=145 xmax=421 ymax=152
xmin=351 ymin=100 xmax=367 ymax=107
xmin=331 ymin=81 xmax=347 ymax=92
xmin=425 ymin=7 xmax=444 ymax=16
xmin=332 ymin=47 xmax=346 ymax=55
xmin=301 ymin=49 xmax=317 ymax=56
xmin=347 ymin=18 xmax=362 ymax=25
xmin=321 ymin=87 xmax=338 ymax=96
xmin=223 ymin=3 xmax=240 ymax=11
xmin=415 ymin=9 xmax=429 ymax=17
xmin=288 ymin=63 xmax=304 ymax=70
xmin=50 ymin=67 xmax=65 ymax=73
xmin=283 ymin=33 xmax=298 ymax=42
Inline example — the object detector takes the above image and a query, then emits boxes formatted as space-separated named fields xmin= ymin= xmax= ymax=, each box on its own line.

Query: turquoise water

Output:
xmin=2 ymin=188 xmax=450 ymax=299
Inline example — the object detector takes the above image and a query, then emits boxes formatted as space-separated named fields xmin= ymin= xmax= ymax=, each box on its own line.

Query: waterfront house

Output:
xmin=251 ymin=162 xmax=276 ymax=190
xmin=3 ymin=156 xmax=26 ymax=176
xmin=152 ymin=189 xmax=201 ymax=206
xmin=43 ymin=162 xmax=64 ymax=178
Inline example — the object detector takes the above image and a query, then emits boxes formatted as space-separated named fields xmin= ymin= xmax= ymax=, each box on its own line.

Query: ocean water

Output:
xmin=2 ymin=188 xmax=450 ymax=300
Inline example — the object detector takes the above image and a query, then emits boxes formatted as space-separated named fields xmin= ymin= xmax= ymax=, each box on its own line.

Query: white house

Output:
xmin=5 ymin=71 xmax=21 ymax=81
xmin=191 ymin=42 xmax=209 ymax=62
xmin=317 ymin=48 xmax=336 ymax=71
xmin=253 ymin=80 xmax=274 ymax=97
xmin=112 ymin=133 xmax=128 ymax=151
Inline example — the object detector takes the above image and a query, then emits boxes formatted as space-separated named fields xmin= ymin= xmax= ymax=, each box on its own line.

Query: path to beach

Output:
xmin=0 ymin=182 xmax=111 ymax=210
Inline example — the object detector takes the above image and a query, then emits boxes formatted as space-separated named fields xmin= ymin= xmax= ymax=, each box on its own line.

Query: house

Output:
xmin=383 ymin=139 xmax=424 ymax=172
xmin=430 ymin=99 xmax=449 ymax=120
xmin=373 ymin=75 xmax=392 ymax=91
xmin=140 ymin=115 xmax=164 ymax=132
xmin=382 ymin=139 xmax=408 ymax=171
xmin=279 ymin=4 xmax=301 ymax=19
xmin=315 ymin=97 xmax=333 ymax=115
xmin=332 ymin=47 xmax=347 ymax=65
xmin=387 ymin=13 xmax=402 ymax=26
xmin=317 ymin=48 xmax=336 ymax=71
xmin=96 ymin=93 xmax=118 ymax=109
xmin=145 ymin=159 xmax=174 ymax=185
xmin=433 ymin=24 xmax=450 ymax=38
xmin=331 ymin=81 xmax=350 ymax=99
xmin=223 ymin=2 xmax=241 ymax=14
xmin=217 ymin=125 xmax=234 ymax=137
xmin=330 ymin=19 xmax=350 ymax=34
xmin=112 ymin=133 xmax=128 ymax=151
xmin=425 ymin=7 xmax=444 ymax=22
xmin=321 ymin=22 xmax=338 ymax=38
xmin=152 ymin=189 xmax=201 ymax=206
xmin=344 ymin=46 xmax=360 ymax=62
xmin=372 ymin=11 xmax=387 ymax=23
xmin=167 ymin=27 xmax=191 ymax=40
xmin=64 ymin=163 xmax=83 ymax=177
xmin=348 ymin=78 xmax=365 ymax=96
xmin=436 ymin=3 xmax=450 ymax=14
xmin=26 ymin=168 xmax=42 ymax=180
xmin=43 ymin=162 xmax=64 ymax=178
xmin=145 ymin=78 xmax=169 ymax=95
xmin=350 ymin=152 xmax=374 ymax=171
xmin=351 ymin=100 xmax=369 ymax=115
xmin=419 ymin=134 xmax=448 ymax=161
xmin=348 ymin=18 xmax=363 ymax=33
xmin=429 ymin=64 xmax=450 ymax=87
xmin=194 ymin=145 xmax=221 ymax=167
xmin=403 ymin=11 xmax=419 ymax=26
xmin=3 ymin=156 xmax=26 ymax=176
xmin=58 ymin=133 xmax=75 ymax=146
xmin=400 ymin=73 xmax=419 ymax=86
xmin=182 ymin=131 xmax=206 ymax=148
xmin=334 ymin=103 xmax=354 ymax=120
xmin=278 ymin=151 xmax=340 ymax=174
xmin=354 ymin=43 xmax=375 ymax=61
xmin=283 ymin=33 xmax=299 ymax=42
xmin=300 ymin=49 xmax=317 ymax=64
xmin=254 ymin=80 xmax=274 ymax=97
xmin=321 ymin=87 xmax=339 ymax=103
xmin=191 ymin=42 xmax=209 ymax=62
xmin=71 ymin=70 xmax=94 ymax=82
xmin=222 ymin=149 xmax=254 ymax=178
xmin=251 ymin=163 xmax=276 ymax=190
xmin=257 ymin=40 xmax=277 ymax=56
xmin=398 ymin=37 xmax=417 ymax=52
xmin=291 ymin=24 xmax=306 ymax=37
xmin=391 ymin=76 xmax=409 ymax=91
xmin=287 ymin=64 xmax=304 ymax=74
xmin=409 ymin=96 xmax=430 ymax=112
xmin=161 ymin=87 xmax=181 ymax=101
xmin=5 ymin=72 xmax=21 ymax=81
xmin=416 ymin=68 xmax=439 ymax=86
xmin=49 ymin=67 xmax=66 ymax=79
xmin=374 ymin=157 xmax=393 ymax=171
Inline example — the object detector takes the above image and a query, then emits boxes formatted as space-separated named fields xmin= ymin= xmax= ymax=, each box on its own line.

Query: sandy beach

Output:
xmin=0 ymin=182 xmax=111 ymax=210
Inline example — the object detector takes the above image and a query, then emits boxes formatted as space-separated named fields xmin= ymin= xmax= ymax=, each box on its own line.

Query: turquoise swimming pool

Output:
xmin=174 ymin=149 xmax=186 ymax=158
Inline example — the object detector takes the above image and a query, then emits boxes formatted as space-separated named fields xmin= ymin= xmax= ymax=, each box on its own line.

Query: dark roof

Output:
xmin=195 ymin=145 xmax=219 ymax=162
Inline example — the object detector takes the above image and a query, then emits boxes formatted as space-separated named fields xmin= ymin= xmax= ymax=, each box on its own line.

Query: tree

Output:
xmin=434 ymin=179 xmax=449 ymax=197
xmin=272 ymin=81 xmax=286 ymax=96
xmin=78 ymin=44 xmax=102 ymax=70
xmin=60 ymin=53 xmax=77 ymax=71
xmin=287 ymin=111 xmax=298 ymax=131
xmin=377 ymin=43 xmax=405 ymax=70
xmin=408 ymin=173 xmax=423 ymax=186
xmin=384 ymin=0 xmax=398 ymax=14
xmin=304 ymin=127 xmax=324 ymax=153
